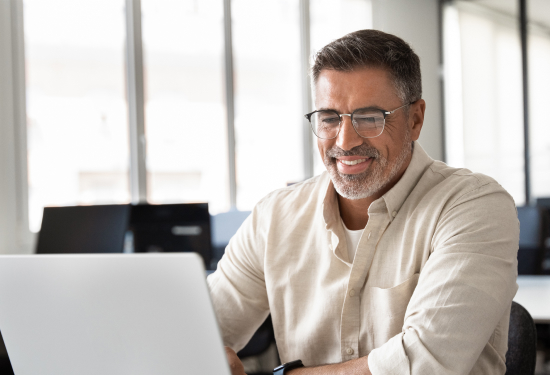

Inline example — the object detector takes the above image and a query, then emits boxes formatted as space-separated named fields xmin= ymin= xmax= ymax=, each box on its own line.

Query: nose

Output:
xmin=336 ymin=115 xmax=363 ymax=151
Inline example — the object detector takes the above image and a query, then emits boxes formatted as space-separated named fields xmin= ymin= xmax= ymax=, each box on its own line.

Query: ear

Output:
xmin=409 ymin=99 xmax=425 ymax=141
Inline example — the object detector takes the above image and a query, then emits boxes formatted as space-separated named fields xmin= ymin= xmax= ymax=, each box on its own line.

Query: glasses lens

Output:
xmin=311 ymin=110 xmax=340 ymax=139
xmin=352 ymin=109 xmax=385 ymax=138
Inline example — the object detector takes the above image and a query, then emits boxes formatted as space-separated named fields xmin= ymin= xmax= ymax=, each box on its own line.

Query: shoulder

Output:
xmin=423 ymin=161 xmax=519 ymax=246
xmin=254 ymin=172 xmax=329 ymax=213
xmin=425 ymin=160 xmax=515 ymax=208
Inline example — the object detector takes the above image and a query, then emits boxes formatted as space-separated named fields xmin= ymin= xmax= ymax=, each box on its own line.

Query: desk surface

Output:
xmin=514 ymin=275 xmax=550 ymax=323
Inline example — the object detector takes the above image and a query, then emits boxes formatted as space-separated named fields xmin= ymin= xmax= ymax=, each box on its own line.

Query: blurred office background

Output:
xmin=0 ymin=0 xmax=443 ymax=254
xmin=1 ymin=0 xmax=550 ymax=373
xmin=0 ymin=0 xmax=548 ymax=256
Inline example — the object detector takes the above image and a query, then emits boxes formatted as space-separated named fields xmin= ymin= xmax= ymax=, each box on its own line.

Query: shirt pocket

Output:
xmin=366 ymin=273 xmax=420 ymax=348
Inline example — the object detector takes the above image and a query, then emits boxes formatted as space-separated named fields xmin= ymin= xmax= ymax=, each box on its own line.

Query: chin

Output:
xmin=326 ymin=159 xmax=387 ymax=200
xmin=323 ymin=137 xmax=413 ymax=200
xmin=332 ymin=171 xmax=388 ymax=200
xmin=327 ymin=149 xmax=410 ymax=200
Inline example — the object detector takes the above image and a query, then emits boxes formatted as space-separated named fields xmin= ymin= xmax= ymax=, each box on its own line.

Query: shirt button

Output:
xmin=349 ymin=289 xmax=356 ymax=297
xmin=346 ymin=347 xmax=354 ymax=355
xmin=392 ymin=211 xmax=397 ymax=217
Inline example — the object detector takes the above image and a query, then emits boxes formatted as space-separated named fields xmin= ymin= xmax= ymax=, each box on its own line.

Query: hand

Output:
xmin=225 ymin=346 xmax=247 ymax=375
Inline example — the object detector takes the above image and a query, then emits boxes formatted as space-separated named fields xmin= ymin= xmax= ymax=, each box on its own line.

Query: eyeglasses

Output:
xmin=304 ymin=103 xmax=412 ymax=140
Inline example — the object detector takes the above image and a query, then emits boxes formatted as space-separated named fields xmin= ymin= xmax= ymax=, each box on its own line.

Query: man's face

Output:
xmin=315 ymin=67 xmax=424 ymax=200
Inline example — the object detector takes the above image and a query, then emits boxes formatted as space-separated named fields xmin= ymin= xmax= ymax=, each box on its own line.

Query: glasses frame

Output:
xmin=304 ymin=102 xmax=413 ymax=140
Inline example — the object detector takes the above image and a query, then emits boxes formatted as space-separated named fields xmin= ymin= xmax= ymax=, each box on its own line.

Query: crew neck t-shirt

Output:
xmin=341 ymin=220 xmax=363 ymax=263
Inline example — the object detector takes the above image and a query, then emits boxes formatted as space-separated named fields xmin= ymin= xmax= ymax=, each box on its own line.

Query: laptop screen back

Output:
xmin=0 ymin=253 xmax=230 ymax=375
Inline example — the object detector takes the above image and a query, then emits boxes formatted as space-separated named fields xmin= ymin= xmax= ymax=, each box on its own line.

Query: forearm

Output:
xmin=289 ymin=356 xmax=371 ymax=375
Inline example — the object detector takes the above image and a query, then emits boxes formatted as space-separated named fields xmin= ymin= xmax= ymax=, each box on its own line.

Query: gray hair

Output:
xmin=311 ymin=29 xmax=422 ymax=104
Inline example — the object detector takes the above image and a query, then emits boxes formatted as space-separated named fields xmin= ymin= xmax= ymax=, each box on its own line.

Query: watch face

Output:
xmin=274 ymin=359 xmax=304 ymax=372
xmin=273 ymin=364 xmax=285 ymax=371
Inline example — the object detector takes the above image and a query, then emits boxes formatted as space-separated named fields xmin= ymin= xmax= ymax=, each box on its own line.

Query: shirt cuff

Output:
xmin=368 ymin=332 xmax=410 ymax=375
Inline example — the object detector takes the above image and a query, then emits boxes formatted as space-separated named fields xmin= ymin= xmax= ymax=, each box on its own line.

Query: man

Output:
xmin=208 ymin=30 xmax=519 ymax=374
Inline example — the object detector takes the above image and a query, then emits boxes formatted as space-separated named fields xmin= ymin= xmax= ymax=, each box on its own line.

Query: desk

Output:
xmin=514 ymin=275 xmax=550 ymax=323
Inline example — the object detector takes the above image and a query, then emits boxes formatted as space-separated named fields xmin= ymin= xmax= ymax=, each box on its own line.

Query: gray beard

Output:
xmin=324 ymin=139 xmax=412 ymax=200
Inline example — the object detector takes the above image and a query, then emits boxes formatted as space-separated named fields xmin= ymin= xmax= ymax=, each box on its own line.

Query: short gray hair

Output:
xmin=311 ymin=29 xmax=422 ymax=104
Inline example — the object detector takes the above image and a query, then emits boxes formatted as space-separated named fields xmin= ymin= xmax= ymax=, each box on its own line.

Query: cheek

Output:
xmin=372 ymin=130 xmax=404 ymax=159
xmin=317 ymin=139 xmax=331 ymax=158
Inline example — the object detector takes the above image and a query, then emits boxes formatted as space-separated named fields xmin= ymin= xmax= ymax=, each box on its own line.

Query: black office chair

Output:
xmin=237 ymin=316 xmax=277 ymax=375
xmin=506 ymin=301 xmax=537 ymax=375
xmin=238 ymin=316 xmax=275 ymax=359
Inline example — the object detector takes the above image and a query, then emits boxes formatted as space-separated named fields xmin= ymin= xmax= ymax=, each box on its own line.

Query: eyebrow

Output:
xmin=316 ymin=105 xmax=385 ymax=113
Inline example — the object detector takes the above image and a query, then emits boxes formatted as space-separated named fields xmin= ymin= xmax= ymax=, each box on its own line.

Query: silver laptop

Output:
xmin=0 ymin=253 xmax=230 ymax=375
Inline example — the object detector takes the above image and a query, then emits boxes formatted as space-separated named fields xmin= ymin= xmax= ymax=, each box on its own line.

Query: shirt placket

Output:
xmin=339 ymin=211 xmax=389 ymax=361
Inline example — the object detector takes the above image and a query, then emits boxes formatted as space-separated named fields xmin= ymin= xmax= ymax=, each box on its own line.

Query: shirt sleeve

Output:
xmin=368 ymin=181 xmax=519 ymax=374
xmin=207 ymin=202 xmax=270 ymax=352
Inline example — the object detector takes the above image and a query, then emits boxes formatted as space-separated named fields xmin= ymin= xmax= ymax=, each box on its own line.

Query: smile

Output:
xmin=339 ymin=158 xmax=369 ymax=166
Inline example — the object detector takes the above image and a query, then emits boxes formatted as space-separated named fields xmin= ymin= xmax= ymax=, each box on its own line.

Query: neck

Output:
xmin=338 ymin=194 xmax=376 ymax=230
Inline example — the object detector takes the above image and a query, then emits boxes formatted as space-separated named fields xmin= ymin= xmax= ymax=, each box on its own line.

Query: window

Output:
xmin=20 ymin=0 xmax=374 ymax=232
xmin=443 ymin=0 xmax=525 ymax=205
xmin=141 ymin=0 xmax=229 ymax=213
xmin=444 ymin=0 xmax=550 ymax=205
xmin=527 ymin=1 xmax=550 ymax=200
xmin=232 ymin=0 xmax=303 ymax=210
xmin=24 ymin=0 xmax=130 ymax=231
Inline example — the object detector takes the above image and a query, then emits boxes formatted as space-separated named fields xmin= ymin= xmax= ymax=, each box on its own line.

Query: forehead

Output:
xmin=314 ymin=67 xmax=398 ymax=109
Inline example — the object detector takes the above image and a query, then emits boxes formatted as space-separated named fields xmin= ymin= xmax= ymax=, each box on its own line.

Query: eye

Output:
xmin=353 ymin=111 xmax=384 ymax=128
xmin=322 ymin=117 xmax=340 ymax=124
xmin=316 ymin=112 xmax=340 ymax=127
xmin=354 ymin=115 xmax=377 ymax=123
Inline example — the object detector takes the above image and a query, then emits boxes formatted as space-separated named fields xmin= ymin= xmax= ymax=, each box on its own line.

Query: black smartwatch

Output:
xmin=273 ymin=360 xmax=304 ymax=374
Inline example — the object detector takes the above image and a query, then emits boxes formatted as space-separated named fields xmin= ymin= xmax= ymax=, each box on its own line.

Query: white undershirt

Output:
xmin=341 ymin=220 xmax=364 ymax=263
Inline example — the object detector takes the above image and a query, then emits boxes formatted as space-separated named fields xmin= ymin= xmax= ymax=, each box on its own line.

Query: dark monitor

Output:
xmin=129 ymin=203 xmax=212 ymax=269
xmin=517 ymin=206 xmax=545 ymax=275
xmin=518 ymin=206 xmax=541 ymax=248
xmin=537 ymin=198 xmax=550 ymax=208
xmin=36 ymin=205 xmax=130 ymax=254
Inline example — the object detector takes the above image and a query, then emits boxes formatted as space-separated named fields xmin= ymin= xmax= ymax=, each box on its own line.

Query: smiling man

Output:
xmin=208 ymin=30 xmax=519 ymax=375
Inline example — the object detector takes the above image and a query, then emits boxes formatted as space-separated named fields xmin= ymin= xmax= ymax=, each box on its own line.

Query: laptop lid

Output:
xmin=0 ymin=253 xmax=230 ymax=375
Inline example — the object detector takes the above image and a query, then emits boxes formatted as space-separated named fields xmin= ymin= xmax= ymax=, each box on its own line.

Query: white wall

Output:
xmin=372 ymin=0 xmax=444 ymax=161
xmin=0 ymin=0 xmax=33 ymax=254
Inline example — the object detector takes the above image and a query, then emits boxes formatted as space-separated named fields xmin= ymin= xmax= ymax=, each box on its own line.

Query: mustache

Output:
xmin=325 ymin=143 xmax=380 ymax=159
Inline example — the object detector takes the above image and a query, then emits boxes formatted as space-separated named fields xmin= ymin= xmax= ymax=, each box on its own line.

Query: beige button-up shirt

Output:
xmin=208 ymin=142 xmax=519 ymax=374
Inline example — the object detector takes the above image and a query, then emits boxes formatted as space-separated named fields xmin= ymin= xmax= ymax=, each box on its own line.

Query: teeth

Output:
xmin=341 ymin=158 xmax=367 ymax=166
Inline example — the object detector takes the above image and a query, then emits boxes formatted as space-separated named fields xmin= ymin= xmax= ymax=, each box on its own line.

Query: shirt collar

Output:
xmin=382 ymin=141 xmax=434 ymax=221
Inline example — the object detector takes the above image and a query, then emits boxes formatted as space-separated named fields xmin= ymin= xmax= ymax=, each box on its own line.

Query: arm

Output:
xmin=289 ymin=356 xmax=371 ymax=375
xmin=368 ymin=183 xmax=519 ymax=374
xmin=208 ymin=203 xmax=270 ymax=352
xmin=225 ymin=349 xmax=372 ymax=375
